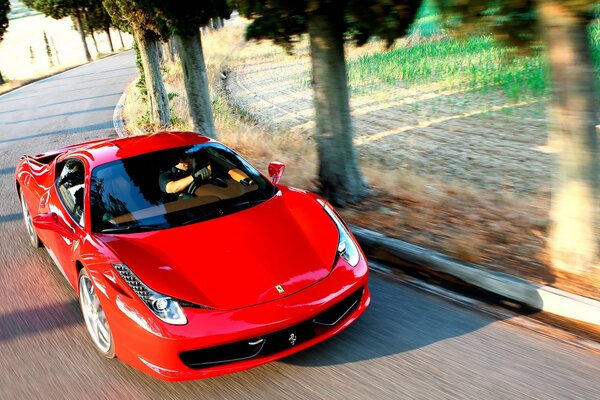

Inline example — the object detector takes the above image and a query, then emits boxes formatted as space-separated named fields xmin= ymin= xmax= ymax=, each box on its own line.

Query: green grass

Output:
xmin=348 ymin=23 xmax=600 ymax=101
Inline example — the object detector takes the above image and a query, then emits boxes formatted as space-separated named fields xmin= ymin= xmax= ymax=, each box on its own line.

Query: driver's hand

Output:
xmin=192 ymin=166 xmax=211 ymax=181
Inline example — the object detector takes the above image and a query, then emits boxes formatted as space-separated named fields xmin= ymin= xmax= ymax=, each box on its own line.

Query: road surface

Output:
xmin=0 ymin=51 xmax=598 ymax=400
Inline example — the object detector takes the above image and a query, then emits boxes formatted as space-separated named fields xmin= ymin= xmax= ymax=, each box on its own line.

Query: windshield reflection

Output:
xmin=90 ymin=143 xmax=276 ymax=233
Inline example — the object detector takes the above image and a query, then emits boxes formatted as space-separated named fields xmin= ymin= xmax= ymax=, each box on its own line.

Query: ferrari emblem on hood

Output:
xmin=275 ymin=285 xmax=285 ymax=294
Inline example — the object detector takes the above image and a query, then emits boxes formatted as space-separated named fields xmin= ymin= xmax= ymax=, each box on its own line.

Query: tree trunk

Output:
xmin=161 ymin=42 xmax=171 ymax=64
xmin=538 ymin=1 xmax=600 ymax=277
xmin=0 ymin=70 xmax=4 ymax=85
xmin=51 ymin=36 xmax=60 ymax=65
xmin=73 ymin=7 xmax=92 ymax=61
xmin=157 ymin=41 xmax=164 ymax=65
xmin=118 ymin=30 xmax=125 ymax=49
xmin=105 ymin=25 xmax=114 ymax=53
xmin=135 ymin=30 xmax=171 ymax=127
xmin=91 ymin=31 xmax=100 ymax=54
xmin=175 ymin=32 xmax=216 ymax=138
xmin=168 ymin=37 xmax=177 ymax=61
xmin=307 ymin=5 xmax=367 ymax=206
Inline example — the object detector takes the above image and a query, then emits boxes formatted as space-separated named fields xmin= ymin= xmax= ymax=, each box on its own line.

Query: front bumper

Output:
xmin=95 ymin=256 xmax=370 ymax=381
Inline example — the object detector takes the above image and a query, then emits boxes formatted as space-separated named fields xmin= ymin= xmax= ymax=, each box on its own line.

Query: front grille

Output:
xmin=180 ymin=287 xmax=364 ymax=369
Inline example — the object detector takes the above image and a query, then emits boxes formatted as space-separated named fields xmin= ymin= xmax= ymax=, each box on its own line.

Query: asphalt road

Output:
xmin=0 ymin=51 xmax=599 ymax=400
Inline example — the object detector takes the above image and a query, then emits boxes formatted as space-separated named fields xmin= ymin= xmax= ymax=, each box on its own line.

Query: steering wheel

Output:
xmin=187 ymin=174 xmax=227 ymax=196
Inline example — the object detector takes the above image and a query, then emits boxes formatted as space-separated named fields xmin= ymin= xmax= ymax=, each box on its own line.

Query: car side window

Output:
xmin=56 ymin=158 xmax=85 ymax=226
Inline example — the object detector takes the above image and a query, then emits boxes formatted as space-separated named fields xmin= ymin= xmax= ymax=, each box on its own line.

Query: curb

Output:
xmin=112 ymin=78 xmax=146 ymax=138
xmin=111 ymin=84 xmax=599 ymax=328
xmin=350 ymin=225 xmax=600 ymax=327
xmin=113 ymin=89 xmax=129 ymax=138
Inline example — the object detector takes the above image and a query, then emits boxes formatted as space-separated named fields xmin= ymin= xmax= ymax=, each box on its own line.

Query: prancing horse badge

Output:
xmin=275 ymin=285 xmax=285 ymax=294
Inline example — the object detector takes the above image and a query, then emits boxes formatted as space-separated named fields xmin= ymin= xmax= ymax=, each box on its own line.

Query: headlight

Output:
xmin=323 ymin=204 xmax=360 ymax=267
xmin=113 ymin=263 xmax=187 ymax=325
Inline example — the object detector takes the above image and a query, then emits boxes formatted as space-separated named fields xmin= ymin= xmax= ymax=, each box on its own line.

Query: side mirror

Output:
xmin=268 ymin=162 xmax=285 ymax=185
xmin=33 ymin=212 xmax=76 ymax=239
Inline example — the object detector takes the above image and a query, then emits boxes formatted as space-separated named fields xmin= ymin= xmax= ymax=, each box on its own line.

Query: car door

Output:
xmin=43 ymin=158 xmax=87 ymax=287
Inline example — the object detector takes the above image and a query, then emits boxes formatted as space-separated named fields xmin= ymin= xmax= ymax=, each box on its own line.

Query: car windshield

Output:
xmin=90 ymin=143 xmax=277 ymax=233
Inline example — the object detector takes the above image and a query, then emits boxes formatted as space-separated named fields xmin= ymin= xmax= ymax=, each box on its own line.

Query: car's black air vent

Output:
xmin=312 ymin=287 xmax=363 ymax=326
xmin=180 ymin=337 xmax=265 ymax=368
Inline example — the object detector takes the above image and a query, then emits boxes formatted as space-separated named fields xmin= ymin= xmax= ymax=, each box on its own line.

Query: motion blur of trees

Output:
xmin=235 ymin=0 xmax=423 ymax=206
xmin=148 ymin=0 xmax=230 ymax=138
xmin=23 ymin=0 xmax=92 ymax=61
xmin=435 ymin=0 xmax=599 ymax=277
xmin=103 ymin=0 xmax=171 ymax=126
xmin=0 ymin=0 xmax=9 ymax=84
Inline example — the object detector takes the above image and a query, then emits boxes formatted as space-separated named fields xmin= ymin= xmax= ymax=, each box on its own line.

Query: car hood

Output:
xmin=99 ymin=188 xmax=338 ymax=310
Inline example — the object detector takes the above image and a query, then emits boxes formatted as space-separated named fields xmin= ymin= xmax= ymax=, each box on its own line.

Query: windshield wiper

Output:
xmin=180 ymin=208 xmax=224 ymax=226
xmin=227 ymin=199 xmax=267 ymax=211
xmin=101 ymin=224 xmax=169 ymax=233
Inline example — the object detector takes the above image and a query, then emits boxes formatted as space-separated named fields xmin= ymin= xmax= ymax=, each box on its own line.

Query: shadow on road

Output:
xmin=36 ymin=93 xmax=123 ymax=110
xmin=0 ymin=121 xmax=113 ymax=144
xmin=0 ymin=93 xmax=40 ymax=104
xmin=44 ymin=65 xmax=136 ymax=82
xmin=62 ymin=81 xmax=136 ymax=94
xmin=0 ymin=167 xmax=15 ymax=176
xmin=6 ymin=106 xmax=116 ymax=125
xmin=282 ymin=275 xmax=502 ymax=367
xmin=0 ymin=213 xmax=20 ymax=224
xmin=0 ymin=300 xmax=80 ymax=342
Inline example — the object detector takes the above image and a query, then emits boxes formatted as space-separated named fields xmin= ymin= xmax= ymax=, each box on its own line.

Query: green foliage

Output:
xmin=84 ymin=0 xmax=113 ymax=33
xmin=0 ymin=0 xmax=9 ymax=41
xmin=43 ymin=30 xmax=54 ymax=67
xmin=23 ymin=0 xmax=84 ymax=20
xmin=434 ymin=1 xmax=597 ymax=48
xmin=149 ymin=0 xmax=229 ymax=37
xmin=132 ymin=40 xmax=146 ymax=93
xmin=102 ymin=0 xmax=168 ymax=38
xmin=236 ymin=0 xmax=423 ymax=49
xmin=408 ymin=0 xmax=441 ymax=37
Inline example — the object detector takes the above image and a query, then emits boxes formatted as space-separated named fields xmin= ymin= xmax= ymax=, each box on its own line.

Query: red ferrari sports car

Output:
xmin=15 ymin=132 xmax=370 ymax=381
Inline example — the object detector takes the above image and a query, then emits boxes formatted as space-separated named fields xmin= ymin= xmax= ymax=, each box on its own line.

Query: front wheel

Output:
xmin=20 ymin=189 xmax=41 ymax=248
xmin=79 ymin=268 xmax=115 ymax=358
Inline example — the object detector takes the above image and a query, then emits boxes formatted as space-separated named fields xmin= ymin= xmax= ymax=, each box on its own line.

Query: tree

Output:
xmin=236 ymin=0 xmax=422 ymax=206
xmin=23 ymin=0 xmax=92 ymax=61
xmin=43 ymin=31 xmax=54 ymax=67
xmin=0 ymin=0 xmax=9 ymax=84
xmin=104 ymin=0 xmax=171 ymax=126
xmin=435 ymin=1 xmax=599 ymax=277
xmin=149 ymin=0 xmax=230 ymax=138
xmin=85 ymin=0 xmax=115 ymax=53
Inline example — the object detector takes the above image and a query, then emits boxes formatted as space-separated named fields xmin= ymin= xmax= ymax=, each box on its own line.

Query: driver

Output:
xmin=159 ymin=155 xmax=211 ymax=196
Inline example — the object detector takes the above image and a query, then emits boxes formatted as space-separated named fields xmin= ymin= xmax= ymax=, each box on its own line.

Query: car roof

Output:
xmin=62 ymin=132 xmax=212 ymax=169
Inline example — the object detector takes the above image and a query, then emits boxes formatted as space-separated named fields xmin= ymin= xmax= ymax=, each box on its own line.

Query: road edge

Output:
xmin=351 ymin=225 xmax=600 ymax=327
xmin=113 ymin=89 xmax=129 ymax=138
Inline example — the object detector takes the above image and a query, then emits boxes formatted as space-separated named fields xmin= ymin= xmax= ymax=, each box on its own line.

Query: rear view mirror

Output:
xmin=268 ymin=162 xmax=285 ymax=185
xmin=33 ymin=212 xmax=76 ymax=239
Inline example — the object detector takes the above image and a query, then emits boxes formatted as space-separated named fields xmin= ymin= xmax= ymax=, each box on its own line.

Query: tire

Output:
xmin=20 ymin=189 xmax=41 ymax=248
xmin=78 ymin=268 xmax=116 ymax=358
